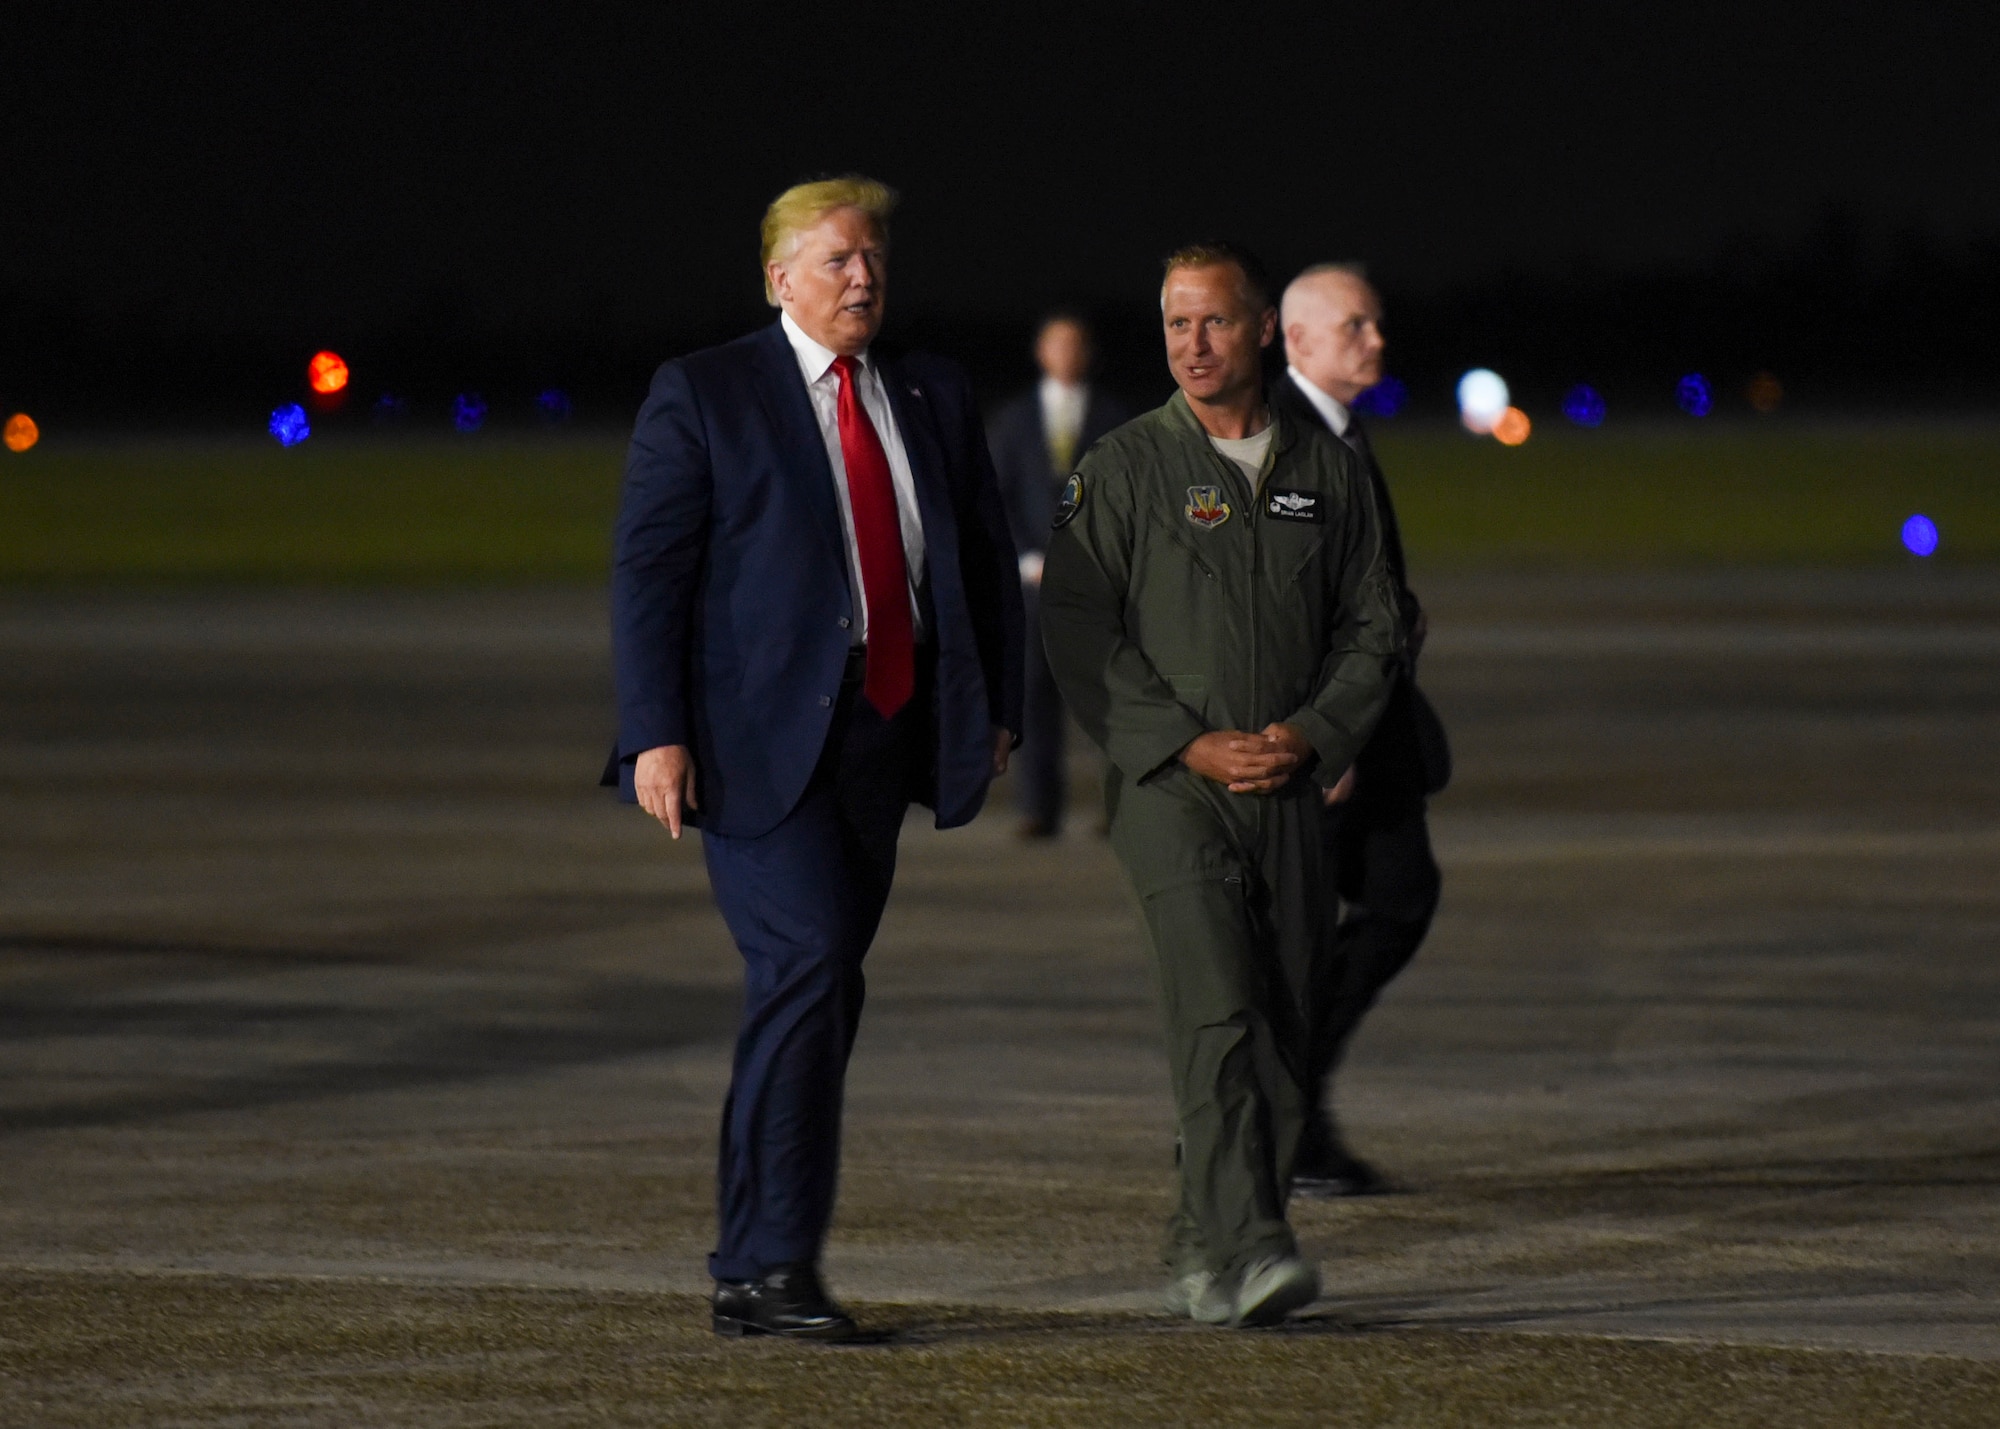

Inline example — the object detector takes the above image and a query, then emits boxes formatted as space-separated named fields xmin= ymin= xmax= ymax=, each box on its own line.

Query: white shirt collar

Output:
xmin=781 ymin=310 xmax=869 ymax=385
xmin=1286 ymin=364 xmax=1351 ymax=436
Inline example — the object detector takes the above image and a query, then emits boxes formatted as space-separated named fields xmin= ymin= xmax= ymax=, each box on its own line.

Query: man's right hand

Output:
xmin=1180 ymin=730 xmax=1302 ymax=794
xmin=635 ymin=745 xmax=698 ymax=838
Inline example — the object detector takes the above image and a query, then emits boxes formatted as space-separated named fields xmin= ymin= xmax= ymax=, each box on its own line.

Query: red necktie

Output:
xmin=830 ymin=355 xmax=915 ymax=717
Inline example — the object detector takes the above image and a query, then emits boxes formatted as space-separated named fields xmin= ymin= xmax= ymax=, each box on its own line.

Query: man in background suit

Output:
xmin=1270 ymin=263 xmax=1448 ymax=1197
xmin=986 ymin=314 xmax=1130 ymax=837
xmin=605 ymin=175 xmax=1023 ymax=1341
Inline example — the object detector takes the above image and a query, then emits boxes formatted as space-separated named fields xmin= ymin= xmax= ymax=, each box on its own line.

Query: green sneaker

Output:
xmin=1163 ymin=1268 xmax=1232 ymax=1324
xmin=1231 ymin=1254 xmax=1319 ymax=1327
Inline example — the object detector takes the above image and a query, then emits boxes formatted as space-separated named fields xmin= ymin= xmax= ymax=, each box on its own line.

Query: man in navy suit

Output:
xmin=604 ymin=175 xmax=1023 ymax=1341
xmin=986 ymin=314 xmax=1130 ymax=837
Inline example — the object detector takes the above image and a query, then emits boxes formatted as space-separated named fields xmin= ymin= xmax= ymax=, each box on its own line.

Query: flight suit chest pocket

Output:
xmin=1158 ymin=518 xmax=1222 ymax=580
xmin=1282 ymin=534 xmax=1326 ymax=583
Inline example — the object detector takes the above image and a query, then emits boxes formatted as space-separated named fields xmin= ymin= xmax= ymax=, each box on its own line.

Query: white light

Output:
xmin=1457 ymin=368 xmax=1510 ymax=434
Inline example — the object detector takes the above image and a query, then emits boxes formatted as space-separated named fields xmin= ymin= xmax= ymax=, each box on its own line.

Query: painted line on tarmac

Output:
xmin=1431 ymin=622 xmax=2000 ymax=658
xmin=1437 ymin=826 xmax=2000 ymax=865
xmin=0 ymin=620 xmax=604 ymax=656
xmin=2 ymin=606 xmax=1996 ymax=660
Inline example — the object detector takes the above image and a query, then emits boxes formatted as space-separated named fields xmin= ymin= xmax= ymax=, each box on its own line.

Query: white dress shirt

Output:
xmin=1286 ymin=364 xmax=1353 ymax=437
xmin=781 ymin=311 xmax=927 ymax=644
xmin=1038 ymin=376 xmax=1087 ymax=459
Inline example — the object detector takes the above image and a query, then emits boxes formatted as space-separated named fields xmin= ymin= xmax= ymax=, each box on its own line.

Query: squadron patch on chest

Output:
xmin=1264 ymin=488 xmax=1325 ymax=523
xmin=1051 ymin=472 xmax=1085 ymax=529
xmin=1184 ymin=485 xmax=1232 ymax=530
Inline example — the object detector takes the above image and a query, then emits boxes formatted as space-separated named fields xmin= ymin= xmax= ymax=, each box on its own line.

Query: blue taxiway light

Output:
xmin=1676 ymin=373 xmax=1712 ymax=416
xmin=268 ymin=404 xmax=310 ymax=447
xmin=1902 ymin=514 xmax=1940 ymax=558
xmin=1352 ymin=375 xmax=1407 ymax=418
xmin=1561 ymin=384 xmax=1606 ymax=427
xmin=452 ymin=393 xmax=488 ymax=433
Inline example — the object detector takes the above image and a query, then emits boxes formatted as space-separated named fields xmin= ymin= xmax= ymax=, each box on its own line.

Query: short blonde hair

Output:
xmin=760 ymin=175 xmax=898 ymax=305
xmin=1160 ymin=240 xmax=1273 ymax=310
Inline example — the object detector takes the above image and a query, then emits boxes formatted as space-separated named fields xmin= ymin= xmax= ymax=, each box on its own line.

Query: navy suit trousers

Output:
xmin=1309 ymin=679 xmax=1443 ymax=1086
xmin=1014 ymin=586 xmax=1070 ymax=828
xmin=701 ymin=653 xmax=931 ymax=1281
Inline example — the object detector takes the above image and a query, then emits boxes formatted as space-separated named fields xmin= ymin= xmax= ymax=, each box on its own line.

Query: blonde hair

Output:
xmin=760 ymin=176 xmax=899 ymax=304
xmin=1159 ymin=240 xmax=1274 ymax=311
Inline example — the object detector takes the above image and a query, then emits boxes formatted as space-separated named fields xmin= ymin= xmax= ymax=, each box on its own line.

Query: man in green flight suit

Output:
xmin=1040 ymin=242 xmax=1404 ymax=1327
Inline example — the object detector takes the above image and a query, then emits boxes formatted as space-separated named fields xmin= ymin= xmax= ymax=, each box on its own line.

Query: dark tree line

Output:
xmin=5 ymin=214 xmax=1998 ymax=432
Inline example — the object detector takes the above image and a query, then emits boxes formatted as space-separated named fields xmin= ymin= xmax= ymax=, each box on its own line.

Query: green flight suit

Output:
xmin=1040 ymin=391 xmax=1403 ymax=1278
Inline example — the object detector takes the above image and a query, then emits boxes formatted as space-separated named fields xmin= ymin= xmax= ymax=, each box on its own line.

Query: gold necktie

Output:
xmin=1047 ymin=429 xmax=1076 ymax=474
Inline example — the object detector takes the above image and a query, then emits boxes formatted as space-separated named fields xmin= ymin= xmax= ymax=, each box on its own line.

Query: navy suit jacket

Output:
xmin=603 ymin=319 xmax=1025 ymax=839
xmin=986 ymin=385 xmax=1131 ymax=561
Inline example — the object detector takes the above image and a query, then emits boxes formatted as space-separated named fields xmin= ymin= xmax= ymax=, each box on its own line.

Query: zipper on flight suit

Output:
xmin=1202 ymin=426 xmax=1279 ymax=842
xmin=1197 ymin=439 xmax=1262 ymax=738
xmin=1249 ymin=434 xmax=1273 ymax=842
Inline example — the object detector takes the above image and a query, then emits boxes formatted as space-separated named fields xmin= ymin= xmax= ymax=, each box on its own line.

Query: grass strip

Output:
xmin=0 ymin=425 xmax=1994 ymax=583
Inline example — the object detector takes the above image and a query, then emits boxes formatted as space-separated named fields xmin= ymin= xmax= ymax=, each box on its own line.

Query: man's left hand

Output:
xmin=993 ymin=726 xmax=1014 ymax=778
xmin=1240 ymin=722 xmax=1313 ymax=794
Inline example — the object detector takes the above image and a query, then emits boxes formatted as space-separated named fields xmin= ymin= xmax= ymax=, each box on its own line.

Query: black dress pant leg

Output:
xmin=1309 ymin=682 xmax=1443 ymax=1087
xmin=700 ymin=661 xmax=926 ymax=1280
xmin=1015 ymin=585 xmax=1068 ymax=829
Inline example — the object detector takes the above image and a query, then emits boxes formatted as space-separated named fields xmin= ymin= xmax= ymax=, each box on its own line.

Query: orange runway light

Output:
xmin=3 ymin=413 xmax=38 ymax=452
xmin=308 ymin=350 xmax=350 ymax=395
xmin=1492 ymin=406 xmax=1531 ymax=446
xmin=1747 ymin=371 xmax=1783 ymax=413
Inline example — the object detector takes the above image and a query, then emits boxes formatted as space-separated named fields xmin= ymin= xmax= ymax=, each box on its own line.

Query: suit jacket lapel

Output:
xmin=748 ymin=321 xmax=849 ymax=575
xmin=875 ymin=352 xmax=958 ymax=572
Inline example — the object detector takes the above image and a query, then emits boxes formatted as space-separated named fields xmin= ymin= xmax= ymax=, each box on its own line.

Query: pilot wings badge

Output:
xmin=1184 ymin=485 xmax=1231 ymax=530
xmin=1263 ymin=487 xmax=1324 ymax=523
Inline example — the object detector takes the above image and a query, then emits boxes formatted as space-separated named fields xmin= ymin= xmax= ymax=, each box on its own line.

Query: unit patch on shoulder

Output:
xmin=1184 ymin=485 xmax=1232 ymax=529
xmin=1264 ymin=488 xmax=1325 ymax=523
xmin=1051 ymin=472 xmax=1085 ymax=529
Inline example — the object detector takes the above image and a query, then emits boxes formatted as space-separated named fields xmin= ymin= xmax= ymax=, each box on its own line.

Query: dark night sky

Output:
xmin=6 ymin=1 xmax=2000 ymax=420
xmin=11 ymin=3 xmax=1999 ymax=326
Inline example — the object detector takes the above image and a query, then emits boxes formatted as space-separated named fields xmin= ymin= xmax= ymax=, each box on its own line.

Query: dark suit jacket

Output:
xmin=603 ymin=319 xmax=1025 ymax=839
xmin=1270 ymin=372 xmax=1450 ymax=797
xmin=1270 ymin=373 xmax=1416 ymax=622
xmin=986 ymin=385 xmax=1132 ymax=559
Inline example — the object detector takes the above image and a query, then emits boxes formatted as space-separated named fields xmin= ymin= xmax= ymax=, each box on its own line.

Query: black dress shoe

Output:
xmin=1291 ymin=1146 xmax=1389 ymax=1198
xmin=1292 ymin=1116 xmax=1390 ymax=1198
xmin=712 ymin=1263 xmax=862 ymax=1341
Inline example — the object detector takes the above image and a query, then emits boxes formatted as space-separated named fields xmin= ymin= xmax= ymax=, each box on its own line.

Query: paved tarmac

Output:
xmin=2 ymin=570 xmax=1997 ymax=1370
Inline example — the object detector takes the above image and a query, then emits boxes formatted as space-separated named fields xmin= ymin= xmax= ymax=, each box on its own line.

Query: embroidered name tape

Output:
xmin=1264 ymin=488 xmax=1324 ymax=523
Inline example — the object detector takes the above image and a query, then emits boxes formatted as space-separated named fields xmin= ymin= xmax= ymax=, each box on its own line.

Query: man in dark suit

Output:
xmin=1270 ymin=263 xmax=1448 ymax=1197
xmin=604 ymin=176 xmax=1023 ymax=1341
xmin=985 ymin=314 xmax=1130 ymax=837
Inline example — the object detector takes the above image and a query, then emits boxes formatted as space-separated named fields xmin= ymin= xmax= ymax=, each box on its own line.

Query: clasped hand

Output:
xmin=1180 ymin=723 xmax=1313 ymax=794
